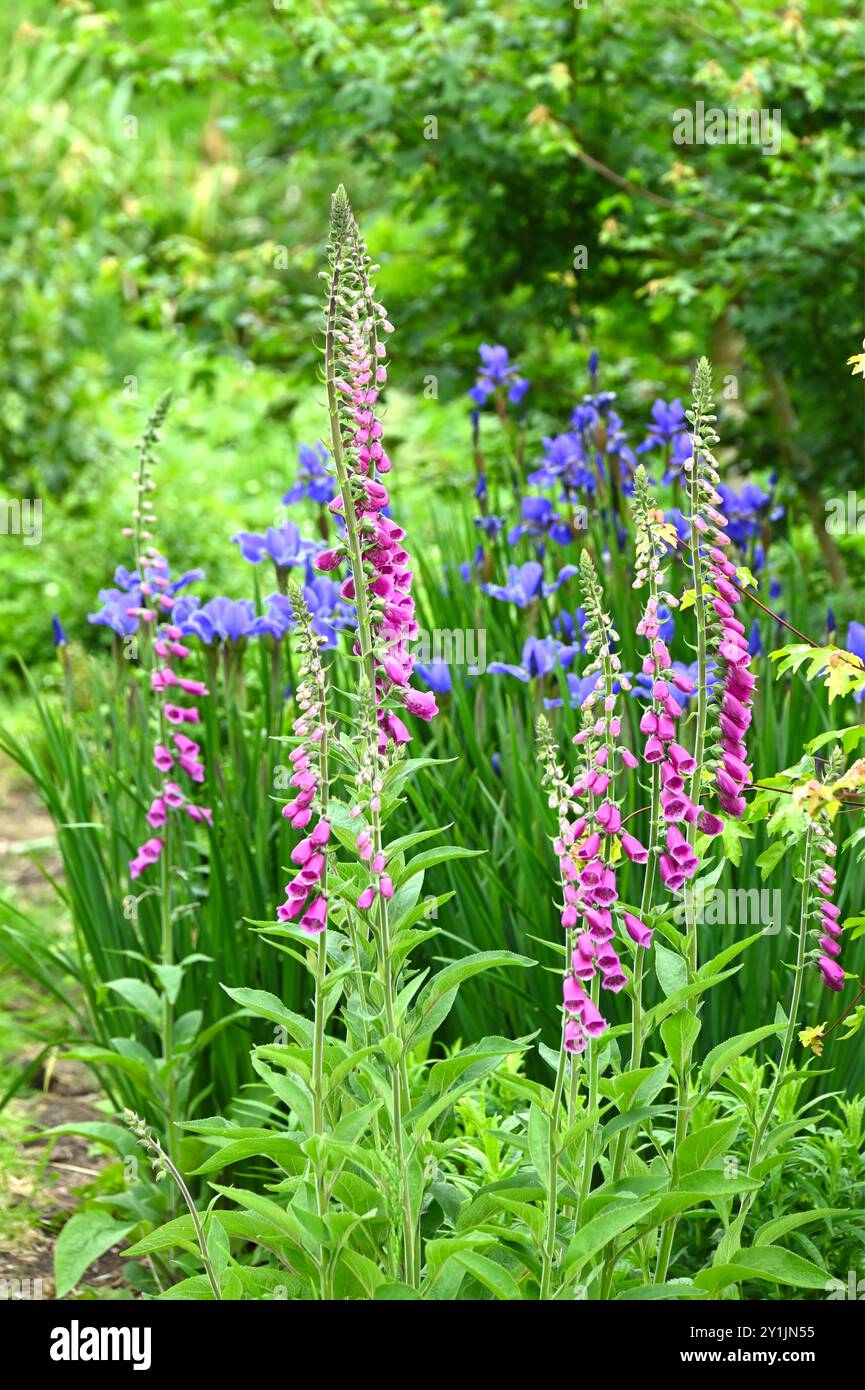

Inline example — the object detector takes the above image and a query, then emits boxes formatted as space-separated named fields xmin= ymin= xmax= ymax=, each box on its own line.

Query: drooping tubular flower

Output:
xmin=129 ymin=542 xmax=213 ymax=879
xmin=537 ymin=714 xmax=595 ymax=1055
xmin=318 ymin=186 xmax=437 ymax=747
xmin=348 ymin=684 xmax=395 ymax=917
xmin=278 ymin=584 xmax=331 ymax=936
xmin=120 ymin=396 xmax=213 ymax=880
xmin=682 ymin=360 xmax=754 ymax=823
xmin=563 ymin=552 xmax=648 ymax=1017
xmin=796 ymin=769 xmax=846 ymax=993
xmin=632 ymin=466 xmax=703 ymax=894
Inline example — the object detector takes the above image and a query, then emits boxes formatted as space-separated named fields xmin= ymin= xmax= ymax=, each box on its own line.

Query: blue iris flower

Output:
xmin=656 ymin=603 xmax=675 ymax=644
xmin=545 ymin=671 xmax=603 ymax=710
xmin=507 ymin=495 xmax=572 ymax=547
xmin=414 ymin=660 xmax=452 ymax=694
xmin=637 ymin=398 xmax=688 ymax=455
xmin=231 ymin=520 xmax=313 ymax=571
xmin=282 ymin=443 xmax=336 ymax=507
xmin=181 ymin=597 xmax=258 ymax=645
xmin=51 ymin=614 xmax=68 ymax=648
xmin=716 ymin=482 xmax=784 ymax=550
xmin=468 ymin=344 xmax=529 ymax=406
xmin=488 ymin=635 xmax=577 ymax=683
xmin=553 ymin=607 xmax=587 ymax=648
xmin=846 ymin=621 xmax=865 ymax=703
xmin=483 ymin=561 xmax=578 ymax=607
xmin=528 ymin=432 xmax=593 ymax=494
xmin=475 ymin=514 xmax=506 ymax=537
xmin=250 ymin=577 xmax=351 ymax=649
xmin=88 ymin=560 xmax=203 ymax=636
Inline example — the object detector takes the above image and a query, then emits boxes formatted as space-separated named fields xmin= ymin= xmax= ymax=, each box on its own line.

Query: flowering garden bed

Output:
xmin=1 ymin=189 xmax=863 ymax=1308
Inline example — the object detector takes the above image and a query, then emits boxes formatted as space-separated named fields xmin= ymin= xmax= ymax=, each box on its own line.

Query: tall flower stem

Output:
xmin=539 ymin=1016 xmax=570 ymax=1301
xmin=741 ymin=825 xmax=812 ymax=1214
xmin=373 ymin=804 xmax=417 ymax=1287
xmin=684 ymin=430 xmax=709 ymax=987
xmin=126 ymin=1112 xmax=221 ymax=1301
xmin=577 ymin=973 xmax=601 ymax=1221
xmin=613 ymin=748 xmax=660 ymax=1167
xmin=324 ymin=215 xmax=376 ymax=695
xmin=159 ymin=817 xmax=178 ymax=1178
xmin=653 ymin=368 xmax=715 ymax=1283
xmin=324 ymin=192 xmax=416 ymax=1286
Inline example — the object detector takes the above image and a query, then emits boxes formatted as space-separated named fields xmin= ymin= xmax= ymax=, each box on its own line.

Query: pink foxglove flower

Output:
xmin=806 ymin=811 xmax=845 ymax=992
xmin=318 ymin=186 xmax=437 ymax=748
xmin=128 ymin=567 xmax=212 ymax=879
xmin=277 ymin=585 xmax=331 ymax=935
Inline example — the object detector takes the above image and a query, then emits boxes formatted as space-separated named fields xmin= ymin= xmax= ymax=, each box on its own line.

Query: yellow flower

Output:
xmin=847 ymin=339 xmax=865 ymax=377
xmin=798 ymin=1023 xmax=825 ymax=1057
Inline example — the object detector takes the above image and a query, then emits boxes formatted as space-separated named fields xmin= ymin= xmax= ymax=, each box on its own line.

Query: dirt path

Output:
xmin=0 ymin=763 xmax=127 ymax=1299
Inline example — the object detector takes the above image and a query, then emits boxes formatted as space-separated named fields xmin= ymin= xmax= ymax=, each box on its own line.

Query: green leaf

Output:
xmin=601 ymin=1105 xmax=672 ymax=1144
xmin=153 ymin=963 xmax=184 ymax=1005
xmin=409 ymin=951 xmax=534 ymax=1045
xmin=396 ymin=845 xmax=484 ymax=887
xmin=528 ymin=1103 xmax=550 ymax=1187
xmin=654 ymin=942 xmax=687 ymax=998
xmin=695 ymin=1247 xmax=830 ymax=1294
xmin=125 ymin=1211 xmax=266 ymax=1258
xmin=250 ymin=1057 xmax=314 ymax=1132
xmin=660 ymin=1011 xmax=701 ymax=1076
xmin=753 ymin=1208 xmax=847 ymax=1247
xmin=63 ymin=1046 xmax=151 ymax=1087
xmin=106 ymin=977 xmax=162 ymax=1030
xmin=157 ymin=1275 xmax=216 ymax=1300
xmin=37 ymin=1121 xmax=139 ymax=1159
xmin=220 ymin=986 xmax=313 ymax=1044
xmin=676 ymin=1118 xmax=740 ymax=1177
xmin=453 ymin=1249 xmax=523 ymax=1301
xmin=190 ymin=1135 xmax=303 ymax=1176
xmin=700 ymin=1024 xmax=783 ymax=1090
xmin=618 ymin=1281 xmax=705 ymax=1300
xmin=55 ymin=1212 xmax=135 ymax=1298
xmin=563 ymin=1198 xmax=658 ymax=1275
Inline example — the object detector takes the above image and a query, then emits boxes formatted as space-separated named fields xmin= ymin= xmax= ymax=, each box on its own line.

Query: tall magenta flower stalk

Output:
xmin=123 ymin=400 xmax=212 ymax=1171
xmin=536 ymin=550 xmax=650 ymax=1297
xmin=571 ymin=551 xmax=646 ymax=1217
xmin=319 ymin=184 xmax=437 ymax=742
xmin=536 ymin=713 xmax=594 ymax=1300
xmin=605 ymin=467 xmax=694 ymax=1196
xmin=735 ymin=752 xmax=847 ymax=1233
xmin=654 ymin=359 xmax=757 ymax=1282
xmin=679 ymin=361 xmax=755 ymax=875
xmin=315 ymin=186 xmax=437 ymax=1285
xmin=276 ymin=581 xmax=333 ymax=1296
